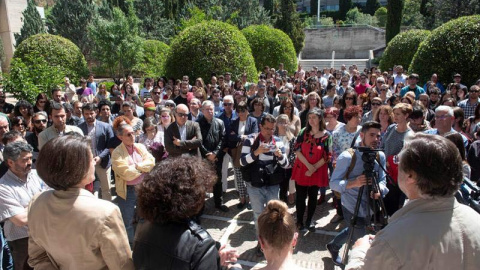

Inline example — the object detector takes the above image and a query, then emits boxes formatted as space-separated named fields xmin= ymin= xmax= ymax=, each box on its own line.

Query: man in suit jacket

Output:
xmin=78 ymin=103 xmax=115 ymax=200
xmin=165 ymin=104 xmax=202 ymax=157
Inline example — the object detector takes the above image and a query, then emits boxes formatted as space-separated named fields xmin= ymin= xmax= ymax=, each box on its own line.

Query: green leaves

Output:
xmin=242 ymin=25 xmax=297 ymax=74
xmin=14 ymin=0 xmax=46 ymax=46
xmin=410 ymin=15 xmax=480 ymax=86
xmin=379 ymin=29 xmax=430 ymax=71
xmin=164 ymin=20 xmax=257 ymax=83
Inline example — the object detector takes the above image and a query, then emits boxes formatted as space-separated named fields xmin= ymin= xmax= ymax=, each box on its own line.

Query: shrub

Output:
xmin=410 ymin=15 xmax=480 ymax=87
xmin=242 ymin=25 xmax=297 ymax=74
xmin=13 ymin=34 xmax=88 ymax=82
xmin=164 ymin=20 xmax=257 ymax=83
xmin=379 ymin=29 xmax=430 ymax=72
xmin=137 ymin=40 xmax=170 ymax=77
xmin=2 ymin=34 xmax=87 ymax=103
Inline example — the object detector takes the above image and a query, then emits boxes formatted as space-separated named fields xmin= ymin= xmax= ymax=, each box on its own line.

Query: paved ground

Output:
xmin=201 ymin=166 xmax=346 ymax=270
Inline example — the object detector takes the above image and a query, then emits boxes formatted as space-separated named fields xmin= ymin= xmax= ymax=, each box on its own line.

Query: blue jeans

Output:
xmin=328 ymin=206 xmax=367 ymax=252
xmin=115 ymin=186 xmax=137 ymax=246
xmin=246 ymin=182 xmax=279 ymax=236
xmin=1 ymin=225 xmax=13 ymax=270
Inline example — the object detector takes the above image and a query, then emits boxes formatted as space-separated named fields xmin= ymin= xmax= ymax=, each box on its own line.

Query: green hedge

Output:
xmin=2 ymin=34 xmax=87 ymax=103
xmin=14 ymin=33 xmax=88 ymax=83
xmin=379 ymin=29 xmax=430 ymax=72
xmin=242 ymin=25 xmax=297 ymax=74
xmin=164 ymin=20 xmax=257 ymax=83
xmin=410 ymin=15 xmax=480 ymax=86
xmin=137 ymin=40 xmax=170 ymax=77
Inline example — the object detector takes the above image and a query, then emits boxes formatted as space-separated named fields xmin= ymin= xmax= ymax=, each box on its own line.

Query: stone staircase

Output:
xmin=298 ymin=58 xmax=369 ymax=72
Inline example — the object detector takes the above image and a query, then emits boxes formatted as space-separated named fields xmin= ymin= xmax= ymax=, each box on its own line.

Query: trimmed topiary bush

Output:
xmin=164 ymin=20 xmax=257 ymax=83
xmin=410 ymin=15 xmax=480 ymax=86
xmin=242 ymin=25 xmax=297 ymax=74
xmin=14 ymin=33 xmax=88 ymax=82
xmin=2 ymin=34 xmax=87 ymax=103
xmin=137 ymin=40 xmax=170 ymax=77
xmin=379 ymin=29 xmax=430 ymax=72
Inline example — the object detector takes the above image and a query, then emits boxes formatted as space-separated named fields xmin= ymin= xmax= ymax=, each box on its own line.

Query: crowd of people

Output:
xmin=0 ymin=63 xmax=479 ymax=269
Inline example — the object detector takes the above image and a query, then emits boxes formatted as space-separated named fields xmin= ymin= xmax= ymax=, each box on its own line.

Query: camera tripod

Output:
xmin=339 ymin=151 xmax=389 ymax=269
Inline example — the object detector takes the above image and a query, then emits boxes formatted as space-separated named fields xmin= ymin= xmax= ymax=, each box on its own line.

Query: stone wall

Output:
xmin=301 ymin=26 xmax=385 ymax=59
xmin=0 ymin=0 xmax=28 ymax=72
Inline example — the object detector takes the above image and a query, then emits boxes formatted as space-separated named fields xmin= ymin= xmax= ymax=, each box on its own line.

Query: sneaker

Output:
xmin=307 ymin=222 xmax=316 ymax=232
xmin=215 ymin=204 xmax=229 ymax=212
xmin=326 ymin=243 xmax=342 ymax=266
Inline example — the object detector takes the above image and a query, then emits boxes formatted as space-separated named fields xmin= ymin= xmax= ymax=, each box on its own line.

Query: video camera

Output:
xmin=458 ymin=178 xmax=480 ymax=214
xmin=354 ymin=147 xmax=383 ymax=175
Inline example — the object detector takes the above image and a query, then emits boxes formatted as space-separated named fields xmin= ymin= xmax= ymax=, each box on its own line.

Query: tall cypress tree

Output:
xmin=264 ymin=0 xmax=274 ymax=15
xmin=275 ymin=0 xmax=305 ymax=54
xmin=14 ymin=0 xmax=46 ymax=46
xmin=386 ymin=0 xmax=404 ymax=45
xmin=339 ymin=0 xmax=353 ymax=21
xmin=365 ymin=0 xmax=380 ymax=15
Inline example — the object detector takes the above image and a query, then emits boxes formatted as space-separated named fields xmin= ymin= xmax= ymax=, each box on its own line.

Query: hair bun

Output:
xmin=266 ymin=200 xmax=287 ymax=223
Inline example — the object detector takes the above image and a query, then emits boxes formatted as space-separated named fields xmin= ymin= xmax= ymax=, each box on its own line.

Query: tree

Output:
xmin=2 ymin=34 xmax=87 ymax=103
xmin=375 ymin=7 xmax=387 ymax=27
xmin=379 ymin=29 xmax=430 ymax=71
xmin=14 ymin=0 xmax=46 ymax=46
xmin=275 ymin=0 xmax=305 ymax=54
xmin=164 ymin=20 xmax=257 ymax=84
xmin=46 ymin=0 xmax=97 ymax=56
xmin=0 ymin=37 xmax=5 ymax=67
xmin=264 ymin=0 xmax=274 ymax=15
xmin=242 ymin=25 xmax=297 ymax=73
xmin=88 ymin=4 xmax=144 ymax=80
xmin=134 ymin=0 xmax=176 ymax=43
xmin=346 ymin=8 xmax=378 ymax=25
xmin=410 ymin=15 xmax=480 ymax=87
xmin=386 ymin=0 xmax=404 ymax=45
xmin=137 ymin=40 xmax=170 ymax=77
xmin=365 ymin=0 xmax=380 ymax=15
xmin=339 ymin=0 xmax=353 ymax=21
xmin=402 ymin=0 xmax=425 ymax=29
xmin=419 ymin=0 xmax=480 ymax=29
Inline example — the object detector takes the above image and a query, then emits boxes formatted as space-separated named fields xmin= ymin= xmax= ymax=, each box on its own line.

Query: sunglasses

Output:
xmin=470 ymin=90 xmax=479 ymax=93
xmin=152 ymin=92 xmax=161 ymax=95
xmin=176 ymin=113 xmax=188 ymax=118
xmin=34 ymin=119 xmax=47 ymax=124
xmin=224 ymin=103 xmax=233 ymax=106
xmin=371 ymin=103 xmax=381 ymax=106
xmin=345 ymin=97 xmax=354 ymax=100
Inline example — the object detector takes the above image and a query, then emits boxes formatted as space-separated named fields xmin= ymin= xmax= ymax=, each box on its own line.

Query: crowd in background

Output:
xmin=0 ymin=62 xmax=479 ymax=269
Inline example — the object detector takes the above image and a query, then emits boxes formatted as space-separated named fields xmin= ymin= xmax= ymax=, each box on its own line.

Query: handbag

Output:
xmin=264 ymin=155 xmax=285 ymax=186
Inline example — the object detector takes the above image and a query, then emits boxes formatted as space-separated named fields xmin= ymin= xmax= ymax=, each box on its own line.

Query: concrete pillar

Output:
xmin=0 ymin=0 xmax=28 ymax=72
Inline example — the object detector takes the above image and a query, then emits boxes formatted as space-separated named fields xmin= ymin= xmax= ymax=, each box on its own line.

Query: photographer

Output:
xmin=240 ymin=114 xmax=288 ymax=257
xmin=346 ymin=134 xmax=480 ymax=269
xmin=326 ymin=121 xmax=389 ymax=266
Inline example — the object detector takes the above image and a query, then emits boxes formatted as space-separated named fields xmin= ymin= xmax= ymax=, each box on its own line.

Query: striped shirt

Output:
xmin=0 ymin=169 xmax=47 ymax=241
xmin=240 ymin=134 xmax=288 ymax=169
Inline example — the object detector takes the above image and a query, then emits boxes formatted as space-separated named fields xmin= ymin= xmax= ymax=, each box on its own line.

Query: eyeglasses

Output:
xmin=237 ymin=109 xmax=247 ymax=113
xmin=380 ymin=88 xmax=387 ymax=91
xmin=345 ymin=97 xmax=354 ymax=100
xmin=176 ymin=112 xmax=188 ymax=118
xmin=161 ymin=115 xmax=170 ymax=118
xmin=38 ymin=100 xmax=46 ymax=104
xmin=284 ymin=106 xmax=293 ymax=109
xmin=14 ymin=122 xmax=25 ymax=127
xmin=34 ymin=119 xmax=47 ymax=124
xmin=470 ymin=90 xmax=479 ymax=93
xmin=371 ymin=103 xmax=381 ymax=106
xmin=166 ymin=104 xmax=175 ymax=108
xmin=224 ymin=103 xmax=233 ymax=106
xmin=152 ymin=92 xmax=161 ymax=95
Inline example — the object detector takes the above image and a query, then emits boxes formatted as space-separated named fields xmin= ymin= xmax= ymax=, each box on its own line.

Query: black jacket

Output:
xmin=197 ymin=117 xmax=225 ymax=158
xmin=133 ymin=219 xmax=236 ymax=270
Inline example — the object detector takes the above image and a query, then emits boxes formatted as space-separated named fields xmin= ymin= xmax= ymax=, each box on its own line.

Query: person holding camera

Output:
xmin=346 ymin=133 xmax=480 ymax=269
xmin=326 ymin=121 xmax=389 ymax=266
xmin=240 ymin=114 xmax=289 ymax=257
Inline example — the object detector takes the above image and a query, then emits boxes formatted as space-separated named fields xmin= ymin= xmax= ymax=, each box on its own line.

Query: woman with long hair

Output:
xmin=95 ymin=83 xmax=110 ymax=102
xmin=338 ymin=89 xmax=358 ymax=123
xmin=279 ymin=99 xmax=301 ymax=136
xmin=13 ymin=100 xmax=34 ymax=131
xmin=299 ymin=92 xmax=323 ymax=128
xmin=33 ymin=93 xmax=50 ymax=113
xmin=467 ymin=103 xmax=480 ymax=137
xmin=275 ymin=114 xmax=297 ymax=206
xmin=291 ymin=108 xmax=331 ymax=231
xmin=373 ymin=105 xmax=394 ymax=141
